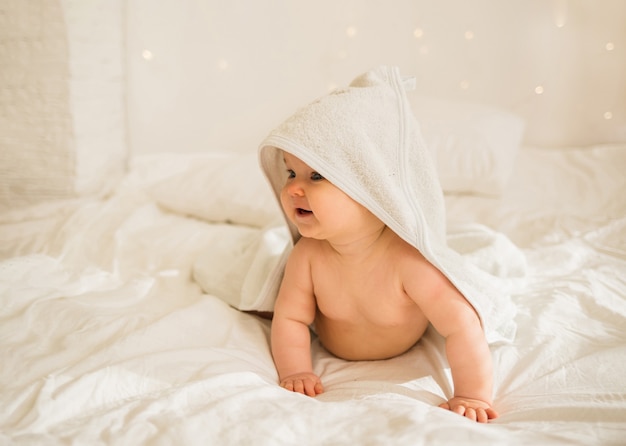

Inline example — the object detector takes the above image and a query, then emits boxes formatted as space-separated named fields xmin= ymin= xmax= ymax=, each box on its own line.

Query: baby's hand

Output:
xmin=439 ymin=396 xmax=499 ymax=423
xmin=279 ymin=372 xmax=324 ymax=397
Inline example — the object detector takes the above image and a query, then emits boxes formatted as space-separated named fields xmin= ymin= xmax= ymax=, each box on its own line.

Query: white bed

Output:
xmin=2 ymin=1 xmax=626 ymax=445
xmin=1 ymin=140 xmax=625 ymax=445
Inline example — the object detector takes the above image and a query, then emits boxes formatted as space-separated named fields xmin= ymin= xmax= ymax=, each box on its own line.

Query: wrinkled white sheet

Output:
xmin=1 ymin=145 xmax=625 ymax=445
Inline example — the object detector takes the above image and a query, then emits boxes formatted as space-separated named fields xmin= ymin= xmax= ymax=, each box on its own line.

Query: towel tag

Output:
xmin=402 ymin=76 xmax=416 ymax=91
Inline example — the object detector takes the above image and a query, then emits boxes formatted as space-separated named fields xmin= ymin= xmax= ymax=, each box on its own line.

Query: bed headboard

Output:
xmin=1 ymin=0 xmax=127 ymax=212
xmin=126 ymin=0 xmax=626 ymax=154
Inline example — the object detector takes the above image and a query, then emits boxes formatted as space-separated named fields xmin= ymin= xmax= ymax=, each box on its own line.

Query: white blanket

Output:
xmin=1 ymin=144 xmax=625 ymax=445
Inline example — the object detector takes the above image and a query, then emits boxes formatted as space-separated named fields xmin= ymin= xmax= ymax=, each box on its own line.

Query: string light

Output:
xmin=553 ymin=0 xmax=568 ymax=28
xmin=136 ymin=5 xmax=619 ymax=147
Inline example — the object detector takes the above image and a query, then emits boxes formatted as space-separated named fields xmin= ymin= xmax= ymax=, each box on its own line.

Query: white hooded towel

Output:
xmin=259 ymin=66 xmax=517 ymax=344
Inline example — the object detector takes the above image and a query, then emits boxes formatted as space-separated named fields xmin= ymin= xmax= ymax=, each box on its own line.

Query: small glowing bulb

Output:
xmin=142 ymin=50 xmax=153 ymax=60
xmin=217 ymin=59 xmax=229 ymax=70
xmin=464 ymin=30 xmax=474 ymax=40
xmin=346 ymin=26 xmax=357 ymax=38
xmin=606 ymin=42 xmax=615 ymax=51
xmin=413 ymin=28 xmax=424 ymax=38
xmin=604 ymin=111 xmax=613 ymax=120
xmin=553 ymin=0 xmax=568 ymax=28
xmin=460 ymin=80 xmax=470 ymax=90
xmin=535 ymin=85 xmax=544 ymax=95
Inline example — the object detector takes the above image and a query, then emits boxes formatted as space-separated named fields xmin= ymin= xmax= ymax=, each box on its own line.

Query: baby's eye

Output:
xmin=286 ymin=169 xmax=295 ymax=179
xmin=311 ymin=172 xmax=324 ymax=181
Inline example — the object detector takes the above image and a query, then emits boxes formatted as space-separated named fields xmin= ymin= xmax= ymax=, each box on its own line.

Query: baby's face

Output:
xmin=280 ymin=152 xmax=383 ymax=242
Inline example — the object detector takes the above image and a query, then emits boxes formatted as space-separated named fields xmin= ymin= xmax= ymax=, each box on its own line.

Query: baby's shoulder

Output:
xmin=389 ymin=238 xmax=454 ymax=298
xmin=387 ymin=234 xmax=427 ymax=262
xmin=389 ymin=236 xmax=441 ymax=277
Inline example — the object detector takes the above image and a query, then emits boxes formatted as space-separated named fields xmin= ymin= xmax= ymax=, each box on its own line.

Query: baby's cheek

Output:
xmin=279 ymin=190 xmax=290 ymax=211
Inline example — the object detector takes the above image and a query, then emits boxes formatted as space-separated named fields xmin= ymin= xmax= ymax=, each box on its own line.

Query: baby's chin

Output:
xmin=292 ymin=225 xmax=324 ymax=241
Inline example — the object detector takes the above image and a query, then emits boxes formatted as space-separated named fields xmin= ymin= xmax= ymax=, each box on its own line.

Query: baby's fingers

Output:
xmin=281 ymin=380 xmax=295 ymax=392
xmin=467 ymin=407 xmax=498 ymax=423
xmin=464 ymin=407 xmax=477 ymax=421
xmin=475 ymin=408 xmax=487 ymax=423
xmin=280 ymin=377 xmax=323 ymax=397
xmin=292 ymin=379 xmax=306 ymax=395
xmin=484 ymin=407 xmax=499 ymax=420
xmin=295 ymin=378 xmax=317 ymax=396
xmin=314 ymin=381 xmax=324 ymax=394
xmin=438 ymin=401 xmax=498 ymax=423
xmin=452 ymin=405 xmax=466 ymax=416
xmin=302 ymin=379 xmax=323 ymax=396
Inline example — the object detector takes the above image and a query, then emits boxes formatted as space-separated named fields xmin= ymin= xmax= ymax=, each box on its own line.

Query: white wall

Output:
xmin=126 ymin=0 xmax=626 ymax=154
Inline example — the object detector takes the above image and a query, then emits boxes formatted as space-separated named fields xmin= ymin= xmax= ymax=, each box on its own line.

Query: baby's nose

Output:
xmin=285 ymin=181 xmax=305 ymax=197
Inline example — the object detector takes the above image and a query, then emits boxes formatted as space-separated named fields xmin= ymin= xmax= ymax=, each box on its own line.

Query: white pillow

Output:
xmin=149 ymin=153 xmax=283 ymax=228
xmin=410 ymin=96 xmax=525 ymax=196
xmin=0 ymin=0 xmax=127 ymax=214
xmin=192 ymin=225 xmax=291 ymax=312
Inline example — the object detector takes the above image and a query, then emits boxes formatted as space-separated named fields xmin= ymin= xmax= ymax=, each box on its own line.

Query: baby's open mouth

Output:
xmin=297 ymin=208 xmax=313 ymax=215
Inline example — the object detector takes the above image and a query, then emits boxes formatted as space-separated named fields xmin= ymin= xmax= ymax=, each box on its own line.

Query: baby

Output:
xmin=259 ymin=66 xmax=507 ymax=423
xmin=270 ymin=151 xmax=498 ymax=423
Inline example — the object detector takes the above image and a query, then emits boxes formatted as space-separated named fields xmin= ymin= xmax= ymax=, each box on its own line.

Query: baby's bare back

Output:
xmin=309 ymin=236 xmax=430 ymax=360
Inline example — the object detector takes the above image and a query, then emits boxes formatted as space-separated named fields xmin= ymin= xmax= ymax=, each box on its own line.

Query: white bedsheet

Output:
xmin=1 ymin=145 xmax=625 ymax=445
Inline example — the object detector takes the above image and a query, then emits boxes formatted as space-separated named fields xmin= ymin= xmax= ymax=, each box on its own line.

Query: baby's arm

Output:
xmin=436 ymin=303 xmax=497 ymax=422
xmin=271 ymin=241 xmax=323 ymax=397
xmin=404 ymin=260 xmax=497 ymax=422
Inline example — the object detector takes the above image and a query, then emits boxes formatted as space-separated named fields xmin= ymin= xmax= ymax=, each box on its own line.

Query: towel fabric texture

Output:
xmin=259 ymin=66 xmax=517 ymax=343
